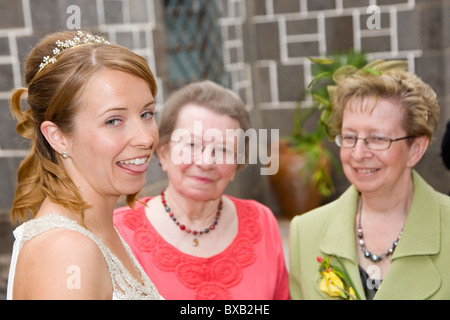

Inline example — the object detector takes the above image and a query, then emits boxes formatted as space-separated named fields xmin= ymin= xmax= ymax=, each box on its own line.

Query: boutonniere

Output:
xmin=317 ymin=256 xmax=361 ymax=300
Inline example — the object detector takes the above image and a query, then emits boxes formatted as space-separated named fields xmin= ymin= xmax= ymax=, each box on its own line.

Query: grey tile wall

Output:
xmin=1 ymin=0 xmax=448 ymax=216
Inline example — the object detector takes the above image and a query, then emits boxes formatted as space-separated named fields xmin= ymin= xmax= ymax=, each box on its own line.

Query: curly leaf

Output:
xmin=371 ymin=60 xmax=408 ymax=72
xmin=362 ymin=67 xmax=382 ymax=75
xmin=307 ymin=57 xmax=335 ymax=65
xmin=312 ymin=93 xmax=331 ymax=107
xmin=332 ymin=65 xmax=358 ymax=84
xmin=308 ymin=71 xmax=330 ymax=88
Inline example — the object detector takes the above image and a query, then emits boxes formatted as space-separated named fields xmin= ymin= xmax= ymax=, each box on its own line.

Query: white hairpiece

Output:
xmin=38 ymin=30 xmax=110 ymax=73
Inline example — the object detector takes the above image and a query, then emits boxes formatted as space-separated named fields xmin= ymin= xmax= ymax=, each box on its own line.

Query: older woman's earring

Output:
xmin=61 ymin=152 xmax=69 ymax=159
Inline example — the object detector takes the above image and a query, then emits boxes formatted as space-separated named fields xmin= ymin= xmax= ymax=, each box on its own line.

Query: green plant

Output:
xmin=284 ymin=50 xmax=369 ymax=197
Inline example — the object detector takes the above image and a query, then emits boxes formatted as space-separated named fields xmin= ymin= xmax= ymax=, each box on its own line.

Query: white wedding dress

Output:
xmin=7 ymin=214 xmax=163 ymax=300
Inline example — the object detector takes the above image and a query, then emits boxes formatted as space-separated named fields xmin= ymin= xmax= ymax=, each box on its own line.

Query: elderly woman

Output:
xmin=114 ymin=80 xmax=289 ymax=300
xmin=289 ymin=68 xmax=450 ymax=300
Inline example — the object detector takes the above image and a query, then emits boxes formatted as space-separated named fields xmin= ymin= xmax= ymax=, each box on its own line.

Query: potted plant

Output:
xmin=269 ymin=52 xmax=409 ymax=219
xmin=269 ymin=51 xmax=369 ymax=219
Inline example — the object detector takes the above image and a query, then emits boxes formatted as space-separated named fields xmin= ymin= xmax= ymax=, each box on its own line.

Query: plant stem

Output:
xmin=335 ymin=255 xmax=362 ymax=300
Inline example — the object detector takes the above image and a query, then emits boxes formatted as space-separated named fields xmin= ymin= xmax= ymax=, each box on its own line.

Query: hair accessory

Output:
xmin=38 ymin=31 xmax=110 ymax=73
xmin=160 ymin=189 xmax=222 ymax=247
xmin=61 ymin=152 xmax=69 ymax=159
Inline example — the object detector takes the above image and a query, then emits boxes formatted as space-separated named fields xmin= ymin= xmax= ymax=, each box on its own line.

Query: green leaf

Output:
xmin=320 ymin=107 xmax=332 ymax=124
xmin=333 ymin=65 xmax=358 ymax=83
xmin=307 ymin=57 xmax=335 ymax=65
xmin=312 ymin=93 xmax=331 ymax=107
xmin=362 ymin=67 xmax=382 ymax=75
xmin=308 ymin=72 xmax=330 ymax=88
xmin=335 ymin=255 xmax=362 ymax=300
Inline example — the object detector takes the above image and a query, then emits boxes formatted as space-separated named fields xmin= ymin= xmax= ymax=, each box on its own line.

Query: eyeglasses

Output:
xmin=335 ymin=134 xmax=414 ymax=151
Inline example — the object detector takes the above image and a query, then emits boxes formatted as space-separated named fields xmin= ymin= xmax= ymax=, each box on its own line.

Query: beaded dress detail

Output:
xmin=7 ymin=214 xmax=163 ymax=300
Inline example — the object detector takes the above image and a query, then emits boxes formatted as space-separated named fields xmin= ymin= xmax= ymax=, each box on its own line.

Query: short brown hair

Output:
xmin=158 ymin=80 xmax=251 ymax=171
xmin=331 ymin=69 xmax=440 ymax=141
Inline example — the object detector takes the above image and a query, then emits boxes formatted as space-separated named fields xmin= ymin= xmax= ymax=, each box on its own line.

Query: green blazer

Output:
xmin=289 ymin=171 xmax=450 ymax=300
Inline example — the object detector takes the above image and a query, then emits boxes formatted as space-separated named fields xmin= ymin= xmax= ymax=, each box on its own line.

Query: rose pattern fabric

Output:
xmin=122 ymin=199 xmax=263 ymax=299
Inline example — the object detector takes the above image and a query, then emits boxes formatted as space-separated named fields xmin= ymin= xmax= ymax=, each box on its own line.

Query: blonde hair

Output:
xmin=10 ymin=30 xmax=157 ymax=224
xmin=331 ymin=69 xmax=440 ymax=141
xmin=158 ymin=80 xmax=251 ymax=171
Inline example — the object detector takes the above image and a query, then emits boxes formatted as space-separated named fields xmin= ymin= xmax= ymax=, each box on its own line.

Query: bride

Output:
xmin=7 ymin=30 xmax=162 ymax=300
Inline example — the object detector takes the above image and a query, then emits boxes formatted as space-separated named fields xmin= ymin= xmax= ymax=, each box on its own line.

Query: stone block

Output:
xmin=415 ymin=55 xmax=445 ymax=99
xmin=307 ymin=0 xmax=335 ymax=12
xmin=288 ymin=41 xmax=320 ymax=58
xmin=261 ymin=108 xmax=296 ymax=137
xmin=277 ymin=64 xmax=304 ymax=102
xmin=273 ymin=0 xmax=301 ymax=14
xmin=0 ymin=210 xmax=13 ymax=255
xmin=361 ymin=35 xmax=391 ymax=53
xmin=0 ymin=100 xmax=29 ymax=150
xmin=377 ymin=0 xmax=408 ymax=5
xmin=442 ymin=5 xmax=450 ymax=49
xmin=129 ymin=0 xmax=150 ymax=23
xmin=0 ymin=157 xmax=22 ymax=209
xmin=325 ymin=16 xmax=354 ymax=53
xmin=0 ymin=37 xmax=9 ymax=55
xmin=152 ymin=27 xmax=169 ymax=77
xmin=254 ymin=66 xmax=272 ymax=104
xmin=443 ymin=52 xmax=450 ymax=99
xmin=225 ymin=24 xmax=237 ymax=41
xmin=0 ymin=0 xmax=25 ymax=29
xmin=0 ymin=64 xmax=13 ymax=92
xmin=397 ymin=10 xmax=420 ymax=51
xmin=229 ymin=46 xmax=239 ymax=64
xmin=255 ymin=22 xmax=280 ymax=60
xmin=286 ymin=18 xmax=318 ymax=35
xmin=420 ymin=6 xmax=443 ymax=51
xmin=343 ymin=0 xmax=370 ymax=9
xmin=414 ymin=0 xmax=443 ymax=3
xmin=116 ymin=31 xmax=134 ymax=49
xmin=104 ymin=0 xmax=123 ymax=25
xmin=251 ymin=0 xmax=267 ymax=16
xmin=29 ymin=0 xmax=66 ymax=31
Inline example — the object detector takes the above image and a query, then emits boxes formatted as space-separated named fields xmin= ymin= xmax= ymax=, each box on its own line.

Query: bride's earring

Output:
xmin=61 ymin=152 xmax=69 ymax=159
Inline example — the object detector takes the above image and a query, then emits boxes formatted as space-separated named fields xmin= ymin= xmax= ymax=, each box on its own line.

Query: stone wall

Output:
xmin=245 ymin=0 xmax=450 ymax=205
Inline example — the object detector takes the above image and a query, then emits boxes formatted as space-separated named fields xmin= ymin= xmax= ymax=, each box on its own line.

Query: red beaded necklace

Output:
xmin=160 ymin=189 xmax=223 ymax=246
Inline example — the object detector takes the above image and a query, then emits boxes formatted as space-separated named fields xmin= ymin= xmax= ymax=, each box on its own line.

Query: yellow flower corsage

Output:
xmin=317 ymin=256 xmax=360 ymax=300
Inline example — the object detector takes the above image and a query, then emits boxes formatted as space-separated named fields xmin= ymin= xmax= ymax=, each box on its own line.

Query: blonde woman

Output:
xmin=7 ymin=31 xmax=162 ymax=300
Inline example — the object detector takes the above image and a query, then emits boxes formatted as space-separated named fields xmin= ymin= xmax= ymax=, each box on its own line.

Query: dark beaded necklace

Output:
xmin=160 ymin=189 xmax=222 ymax=247
xmin=357 ymin=197 xmax=403 ymax=263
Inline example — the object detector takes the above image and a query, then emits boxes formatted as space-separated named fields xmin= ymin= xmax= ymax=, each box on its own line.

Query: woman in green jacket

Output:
xmin=289 ymin=68 xmax=450 ymax=300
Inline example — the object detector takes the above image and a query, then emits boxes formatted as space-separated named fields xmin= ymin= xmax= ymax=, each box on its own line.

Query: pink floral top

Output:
xmin=113 ymin=196 xmax=290 ymax=300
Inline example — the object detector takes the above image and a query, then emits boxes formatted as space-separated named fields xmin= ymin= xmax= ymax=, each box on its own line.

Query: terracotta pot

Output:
xmin=268 ymin=141 xmax=323 ymax=220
